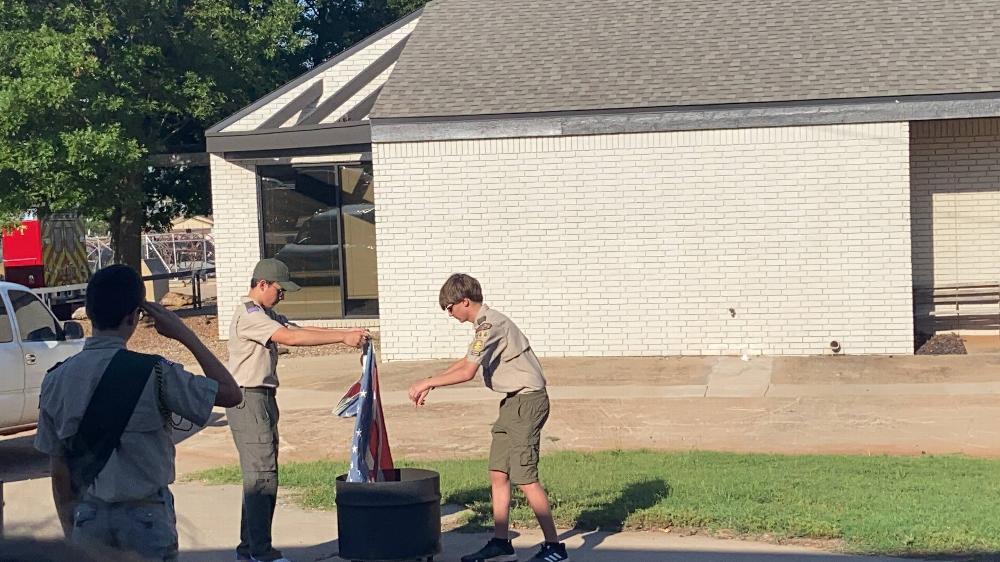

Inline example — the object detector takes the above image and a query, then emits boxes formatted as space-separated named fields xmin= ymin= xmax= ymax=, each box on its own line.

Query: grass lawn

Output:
xmin=191 ymin=450 xmax=1000 ymax=557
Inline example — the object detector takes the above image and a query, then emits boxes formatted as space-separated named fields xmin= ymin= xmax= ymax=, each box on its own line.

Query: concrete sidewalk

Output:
xmin=2 ymin=478 xmax=924 ymax=562
xmin=4 ymin=351 xmax=999 ymax=561
xmin=256 ymin=351 xmax=1000 ymax=408
xmin=274 ymin=352 xmax=1000 ymax=399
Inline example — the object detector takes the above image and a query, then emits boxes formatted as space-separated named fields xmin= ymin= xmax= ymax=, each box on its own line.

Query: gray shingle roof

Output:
xmin=372 ymin=0 xmax=1000 ymax=120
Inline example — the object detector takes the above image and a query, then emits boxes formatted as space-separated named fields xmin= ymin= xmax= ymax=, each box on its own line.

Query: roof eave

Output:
xmin=206 ymin=121 xmax=371 ymax=157
xmin=371 ymin=92 xmax=1000 ymax=143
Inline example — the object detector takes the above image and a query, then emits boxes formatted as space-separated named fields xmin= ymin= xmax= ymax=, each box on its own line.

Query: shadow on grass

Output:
xmin=560 ymin=479 xmax=669 ymax=551
xmin=575 ymin=479 xmax=670 ymax=531
xmin=445 ymin=479 xmax=670 ymax=539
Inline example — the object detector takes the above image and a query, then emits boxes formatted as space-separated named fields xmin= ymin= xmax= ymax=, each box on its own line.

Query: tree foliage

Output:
xmin=0 ymin=0 xmax=306 ymax=264
xmin=298 ymin=0 xmax=426 ymax=68
xmin=0 ymin=0 xmax=426 ymax=265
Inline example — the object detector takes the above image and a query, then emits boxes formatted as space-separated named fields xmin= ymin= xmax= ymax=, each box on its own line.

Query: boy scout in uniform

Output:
xmin=228 ymin=259 xmax=368 ymax=562
xmin=408 ymin=274 xmax=570 ymax=562
xmin=35 ymin=265 xmax=242 ymax=561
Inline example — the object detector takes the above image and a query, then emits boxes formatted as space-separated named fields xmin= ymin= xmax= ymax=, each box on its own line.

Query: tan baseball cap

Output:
xmin=251 ymin=259 xmax=301 ymax=292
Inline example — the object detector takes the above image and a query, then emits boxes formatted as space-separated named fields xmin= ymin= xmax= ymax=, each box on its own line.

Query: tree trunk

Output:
xmin=108 ymin=176 xmax=144 ymax=271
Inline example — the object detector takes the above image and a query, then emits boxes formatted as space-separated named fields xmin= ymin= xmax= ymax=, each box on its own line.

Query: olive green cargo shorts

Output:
xmin=489 ymin=389 xmax=550 ymax=485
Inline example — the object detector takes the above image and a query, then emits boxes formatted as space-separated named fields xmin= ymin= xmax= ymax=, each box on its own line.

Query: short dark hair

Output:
xmin=86 ymin=264 xmax=145 ymax=330
xmin=439 ymin=273 xmax=483 ymax=310
xmin=250 ymin=278 xmax=277 ymax=289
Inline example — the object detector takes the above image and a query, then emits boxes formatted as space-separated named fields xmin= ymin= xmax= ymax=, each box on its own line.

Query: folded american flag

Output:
xmin=336 ymin=342 xmax=394 ymax=482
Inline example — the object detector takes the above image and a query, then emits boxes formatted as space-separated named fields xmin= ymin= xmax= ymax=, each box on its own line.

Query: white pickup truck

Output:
xmin=0 ymin=281 xmax=85 ymax=435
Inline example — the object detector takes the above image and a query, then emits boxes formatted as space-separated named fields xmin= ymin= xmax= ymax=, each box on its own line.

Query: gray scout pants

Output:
xmin=71 ymin=487 xmax=178 ymax=561
xmin=227 ymin=388 xmax=283 ymax=562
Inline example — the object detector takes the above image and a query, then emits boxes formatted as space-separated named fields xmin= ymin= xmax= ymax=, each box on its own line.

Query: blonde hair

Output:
xmin=439 ymin=273 xmax=483 ymax=309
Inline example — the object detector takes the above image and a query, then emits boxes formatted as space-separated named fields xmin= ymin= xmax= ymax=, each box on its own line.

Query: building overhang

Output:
xmin=206 ymin=121 xmax=371 ymax=159
xmin=371 ymin=92 xmax=1000 ymax=143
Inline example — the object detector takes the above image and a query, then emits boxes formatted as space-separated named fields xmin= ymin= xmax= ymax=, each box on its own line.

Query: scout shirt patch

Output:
xmin=470 ymin=323 xmax=493 ymax=356
xmin=245 ymin=302 xmax=262 ymax=313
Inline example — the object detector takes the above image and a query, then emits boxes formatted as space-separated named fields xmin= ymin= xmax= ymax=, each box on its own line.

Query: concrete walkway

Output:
xmin=238 ymin=351 xmax=1000 ymax=411
xmin=3 ymin=478 xmax=923 ymax=562
xmin=4 ymin=351 xmax=1000 ymax=560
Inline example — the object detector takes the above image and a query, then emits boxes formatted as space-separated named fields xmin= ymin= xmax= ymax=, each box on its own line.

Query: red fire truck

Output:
xmin=1 ymin=212 xmax=89 ymax=318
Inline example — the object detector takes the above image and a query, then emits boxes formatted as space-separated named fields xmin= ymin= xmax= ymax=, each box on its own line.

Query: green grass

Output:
xmin=190 ymin=450 xmax=1000 ymax=557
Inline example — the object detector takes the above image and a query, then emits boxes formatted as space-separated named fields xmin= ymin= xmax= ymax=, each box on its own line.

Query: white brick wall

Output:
xmin=209 ymin=155 xmax=261 ymax=338
xmin=910 ymin=118 xmax=1000 ymax=288
xmin=372 ymin=123 xmax=914 ymax=360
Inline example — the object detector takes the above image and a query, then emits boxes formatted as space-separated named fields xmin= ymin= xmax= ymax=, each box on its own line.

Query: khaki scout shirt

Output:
xmin=33 ymin=336 xmax=218 ymax=503
xmin=465 ymin=304 xmax=546 ymax=394
xmin=228 ymin=297 xmax=289 ymax=388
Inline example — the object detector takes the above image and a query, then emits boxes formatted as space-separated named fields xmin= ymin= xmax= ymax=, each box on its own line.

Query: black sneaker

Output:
xmin=528 ymin=542 xmax=570 ymax=562
xmin=460 ymin=537 xmax=518 ymax=562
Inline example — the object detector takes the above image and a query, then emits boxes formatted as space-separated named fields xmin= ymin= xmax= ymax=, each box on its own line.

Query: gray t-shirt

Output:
xmin=34 ymin=336 xmax=217 ymax=502
xmin=465 ymin=304 xmax=546 ymax=394
xmin=228 ymin=298 xmax=288 ymax=388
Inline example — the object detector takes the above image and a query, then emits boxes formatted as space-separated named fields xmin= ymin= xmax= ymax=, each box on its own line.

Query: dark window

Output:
xmin=258 ymin=164 xmax=379 ymax=320
xmin=9 ymin=290 xmax=59 ymax=342
xmin=0 ymin=298 xmax=13 ymax=343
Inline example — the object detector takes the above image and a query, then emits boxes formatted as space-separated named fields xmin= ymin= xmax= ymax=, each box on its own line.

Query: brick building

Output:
xmin=207 ymin=0 xmax=1000 ymax=360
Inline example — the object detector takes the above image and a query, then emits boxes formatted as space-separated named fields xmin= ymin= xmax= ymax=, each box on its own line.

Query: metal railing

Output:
xmin=142 ymin=232 xmax=214 ymax=273
xmin=913 ymin=281 xmax=1000 ymax=336
xmin=31 ymin=268 xmax=215 ymax=310
xmin=86 ymin=236 xmax=113 ymax=271
xmin=142 ymin=267 xmax=215 ymax=309
xmin=86 ymin=232 xmax=215 ymax=274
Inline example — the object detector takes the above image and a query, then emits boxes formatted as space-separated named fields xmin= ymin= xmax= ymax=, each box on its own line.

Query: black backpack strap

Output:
xmin=65 ymin=349 xmax=161 ymax=493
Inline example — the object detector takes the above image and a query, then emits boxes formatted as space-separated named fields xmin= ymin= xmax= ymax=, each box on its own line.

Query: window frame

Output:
xmin=0 ymin=290 xmax=15 ymax=344
xmin=7 ymin=289 xmax=63 ymax=343
xmin=255 ymin=163 xmax=379 ymax=321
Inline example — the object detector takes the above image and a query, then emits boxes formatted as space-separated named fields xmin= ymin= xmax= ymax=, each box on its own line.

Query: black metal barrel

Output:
xmin=336 ymin=468 xmax=441 ymax=561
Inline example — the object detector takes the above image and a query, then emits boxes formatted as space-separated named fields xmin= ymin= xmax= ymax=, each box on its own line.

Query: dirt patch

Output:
xmin=175 ymin=392 xmax=1000 ymax=477
xmin=916 ymin=333 xmax=968 ymax=355
xmin=773 ymin=354 xmax=1000 ymax=384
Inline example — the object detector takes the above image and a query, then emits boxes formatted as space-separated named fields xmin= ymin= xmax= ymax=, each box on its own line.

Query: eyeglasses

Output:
xmin=445 ymin=300 xmax=464 ymax=314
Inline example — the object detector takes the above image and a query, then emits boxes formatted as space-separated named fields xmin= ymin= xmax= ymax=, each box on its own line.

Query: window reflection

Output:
xmin=258 ymin=164 xmax=379 ymax=319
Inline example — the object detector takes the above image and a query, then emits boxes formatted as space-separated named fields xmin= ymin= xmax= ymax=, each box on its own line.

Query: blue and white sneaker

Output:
xmin=528 ymin=542 xmax=570 ymax=562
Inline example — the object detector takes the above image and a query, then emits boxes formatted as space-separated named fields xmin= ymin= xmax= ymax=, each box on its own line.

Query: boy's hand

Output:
xmin=342 ymin=328 xmax=370 ymax=348
xmin=408 ymin=380 xmax=432 ymax=406
xmin=415 ymin=388 xmax=431 ymax=406
xmin=141 ymin=301 xmax=195 ymax=343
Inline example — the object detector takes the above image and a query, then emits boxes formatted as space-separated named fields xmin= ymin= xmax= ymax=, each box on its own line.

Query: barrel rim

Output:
xmin=335 ymin=467 xmax=440 ymax=484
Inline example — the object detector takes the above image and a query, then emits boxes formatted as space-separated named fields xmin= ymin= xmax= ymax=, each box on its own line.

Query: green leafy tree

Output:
xmin=298 ymin=0 xmax=426 ymax=68
xmin=0 ymin=0 xmax=306 ymax=268
xmin=389 ymin=0 xmax=426 ymax=15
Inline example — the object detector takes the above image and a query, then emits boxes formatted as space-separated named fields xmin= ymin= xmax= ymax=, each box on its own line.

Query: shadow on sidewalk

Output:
xmin=0 ymin=433 xmax=48 ymax=482
xmin=176 ymin=538 xmax=957 ymax=562
xmin=0 ymin=413 xmax=224 ymax=483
